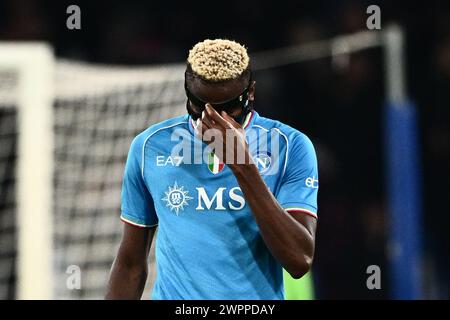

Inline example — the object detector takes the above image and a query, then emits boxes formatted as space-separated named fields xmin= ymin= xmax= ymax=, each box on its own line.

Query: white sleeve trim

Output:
xmin=120 ymin=215 xmax=158 ymax=228
xmin=284 ymin=207 xmax=318 ymax=218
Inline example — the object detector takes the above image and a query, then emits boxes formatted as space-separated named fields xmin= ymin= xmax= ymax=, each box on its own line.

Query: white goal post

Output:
xmin=0 ymin=44 xmax=186 ymax=299
xmin=0 ymin=43 xmax=54 ymax=299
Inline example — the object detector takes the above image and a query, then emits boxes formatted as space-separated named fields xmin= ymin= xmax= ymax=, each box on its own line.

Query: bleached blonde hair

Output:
xmin=187 ymin=39 xmax=250 ymax=82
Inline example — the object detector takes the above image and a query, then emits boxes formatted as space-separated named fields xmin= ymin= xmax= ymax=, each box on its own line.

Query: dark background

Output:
xmin=1 ymin=0 xmax=449 ymax=299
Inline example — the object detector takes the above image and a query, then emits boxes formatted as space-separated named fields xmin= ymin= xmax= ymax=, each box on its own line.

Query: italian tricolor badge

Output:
xmin=207 ymin=152 xmax=224 ymax=174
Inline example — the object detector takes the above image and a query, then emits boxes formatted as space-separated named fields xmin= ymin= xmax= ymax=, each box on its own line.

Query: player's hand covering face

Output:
xmin=185 ymin=86 xmax=251 ymax=125
xmin=199 ymin=104 xmax=253 ymax=166
xmin=185 ymin=74 xmax=255 ymax=165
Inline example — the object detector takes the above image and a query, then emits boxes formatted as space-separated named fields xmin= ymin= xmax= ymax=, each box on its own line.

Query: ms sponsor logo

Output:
xmin=162 ymin=182 xmax=246 ymax=215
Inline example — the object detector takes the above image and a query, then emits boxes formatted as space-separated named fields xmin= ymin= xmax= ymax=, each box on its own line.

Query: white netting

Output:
xmin=0 ymin=60 xmax=186 ymax=299
xmin=0 ymin=69 xmax=19 ymax=299
xmin=53 ymin=61 xmax=186 ymax=299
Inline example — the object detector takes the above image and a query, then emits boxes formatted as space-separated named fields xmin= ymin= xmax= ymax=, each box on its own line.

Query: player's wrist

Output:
xmin=229 ymin=161 xmax=258 ymax=177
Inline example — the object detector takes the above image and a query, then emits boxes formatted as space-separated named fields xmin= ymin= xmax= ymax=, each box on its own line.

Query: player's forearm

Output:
xmin=230 ymin=163 xmax=314 ymax=279
xmin=105 ymin=258 xmax=147 ymax=299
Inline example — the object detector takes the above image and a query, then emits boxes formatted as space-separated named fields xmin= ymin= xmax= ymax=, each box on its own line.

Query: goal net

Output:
xmin=0 ymin=46 xmax=185 ymax=299
xmin=0 ymin=69 xmax=19 ymax=299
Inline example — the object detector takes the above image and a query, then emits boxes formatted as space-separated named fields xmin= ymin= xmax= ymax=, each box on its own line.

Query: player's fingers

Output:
xmin=205 ymin=104 xmax=230 ymax=128
xmin=200 ymin=120 xmax=219 ymax=146
xmin=200 ymin=114 xmax=213 ymax=140
xmin=200 ymin=120 xmax=210 ymax=141
xmin=201 ymin=109 xmax=214 ymax=129
xmin=221 ymin=111 xmax=242 ymax=129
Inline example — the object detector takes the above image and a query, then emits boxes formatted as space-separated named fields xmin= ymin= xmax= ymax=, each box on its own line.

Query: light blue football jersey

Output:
xmin=120 ymin=111 xmax=319 ymax=300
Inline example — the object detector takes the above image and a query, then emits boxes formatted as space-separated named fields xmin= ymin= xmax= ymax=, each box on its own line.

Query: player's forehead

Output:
xmin=187 ymin=77 xmax=247 ymax=104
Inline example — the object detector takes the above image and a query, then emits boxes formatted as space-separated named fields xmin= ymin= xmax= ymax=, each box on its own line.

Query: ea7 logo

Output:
xmin=196 ymin=187 xmax=245 ymax=211
xmin=156 ymin=155 xmax=183 ymax=167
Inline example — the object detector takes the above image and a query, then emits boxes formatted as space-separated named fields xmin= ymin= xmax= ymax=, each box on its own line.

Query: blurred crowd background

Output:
xmin=0 ymin=0 xmax=449 ymax=299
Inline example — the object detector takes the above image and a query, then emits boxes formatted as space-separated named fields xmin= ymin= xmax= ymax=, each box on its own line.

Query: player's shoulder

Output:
xmin=254 ymin=112 xmax=317 ymax=167
xmin=132 ymin=114 xmax=189 ymax=148
xmin=254 ymin=112 xmax=313 ymax=147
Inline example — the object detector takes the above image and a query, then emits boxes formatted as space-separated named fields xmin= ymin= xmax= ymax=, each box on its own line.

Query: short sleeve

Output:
xmin=276 ymin=133 xmax=319 ymax=218
xmin=120 ymin=135 xmax=158 ymax=227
